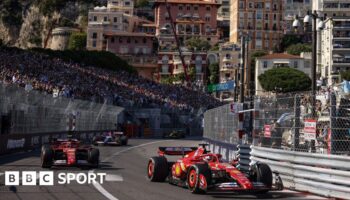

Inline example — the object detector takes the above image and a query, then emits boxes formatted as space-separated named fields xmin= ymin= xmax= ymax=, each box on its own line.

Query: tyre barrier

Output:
xmin=237 ymin=144 xmax=251 ymax=171
xmin=250 ymin=146 xmax=350 ymax=199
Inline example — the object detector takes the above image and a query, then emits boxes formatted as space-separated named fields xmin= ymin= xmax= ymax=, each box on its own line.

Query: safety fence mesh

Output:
xmin=0 ymin=84 xmax=123 ymax=135
xmin=205 ymin=92 xmax=350 ymax=155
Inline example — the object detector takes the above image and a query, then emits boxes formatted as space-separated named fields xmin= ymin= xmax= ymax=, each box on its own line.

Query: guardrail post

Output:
xmin=330 ymin=92 xmax=336 ymax=154
xmin=293 ymin=95 xmax=300 ymax=151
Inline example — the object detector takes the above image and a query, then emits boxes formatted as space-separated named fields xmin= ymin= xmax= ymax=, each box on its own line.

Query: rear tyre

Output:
xmin=41 ymin=145 xmax=53 ymax=168
xmin=253 ymin=163 xmax=273 ymax=194
xmin=120 ymin=135 xmax=128 ymax=145
xmin=88 ymin=148 xmax=100 ymax=168
xmin=147 ymin=156 xmax=168 ymax=182
xmin=187 ymin=164 xmax=212 ymax=194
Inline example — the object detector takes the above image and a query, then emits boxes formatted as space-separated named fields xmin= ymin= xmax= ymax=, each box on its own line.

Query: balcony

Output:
xmin=333 ymin=43 xmax=350 ymax=50
xmin=222 ymin=57 xmax=232 ymax=62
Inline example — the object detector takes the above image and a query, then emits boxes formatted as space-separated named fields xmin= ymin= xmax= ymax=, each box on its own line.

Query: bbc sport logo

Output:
xmin=4 ymin=171 xmax=107 ymax=186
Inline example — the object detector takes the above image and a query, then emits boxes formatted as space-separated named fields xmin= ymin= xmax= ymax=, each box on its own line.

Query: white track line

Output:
xmin=91 ymin=140 xmax=173 ymax=200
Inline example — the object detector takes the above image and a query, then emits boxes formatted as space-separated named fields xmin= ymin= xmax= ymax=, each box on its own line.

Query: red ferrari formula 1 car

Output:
xmin=41 ymin=138 xmax=99 ymax=168
xmin=147 ymin=144 xmax=283 ymax=194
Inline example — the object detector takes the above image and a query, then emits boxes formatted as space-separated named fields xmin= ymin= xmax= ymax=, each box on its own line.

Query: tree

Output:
xmin=286 ymin=43 xmax=312 ymax=55
xmin=258 ymin=67 xmax=311 ymax=93
xmin=135 ymin=0 xmax=149 ymax=8
xmin=0 ymin=0 xmax=23 ymax=26
xmin=188 ymin=66 xmax=196 ymax=81
xmin=341 ymin=71 xmax=350 ymax=81
xmin=185 ymin=37 xmax=211 ymax=51
xmin=280 ymin=34 xmax=302 ymax=51
xmin=208 ymin=62 xmax=219 ymax=84
xmin=68 ymin=32 xmax=86 ymax=50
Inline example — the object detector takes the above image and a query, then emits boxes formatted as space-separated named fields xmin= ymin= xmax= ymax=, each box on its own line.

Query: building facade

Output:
xmin=87 ymin=0 xmax=158 ymax=80
xmin=154 ymin=0 xmax=220 ymax=50
xmin=314 ymin=0 xmax=350 ymax=85
xmin=284 ymin=0 xmax=312 ymax=34
xmin=255 ymin=53 xmax=311 ymax=95
xmin=219 ymin=42 xmax=241 ymax=83
xmin=230 ymin=0 xmax=284 ymax=50
xmin=157 ymin=51 xmax=207 ymax=83
xmin=321 ymin=18 xmax=350 ymax=85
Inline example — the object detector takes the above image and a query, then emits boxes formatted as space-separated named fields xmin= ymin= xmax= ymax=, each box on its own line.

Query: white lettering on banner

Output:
xmin=304 ymin=119 xmax=317 ymax=141
xmin=7 ymin=138 xmax=25 ymax=149
xmin=264 ymin=125 xmax=271 ymax=138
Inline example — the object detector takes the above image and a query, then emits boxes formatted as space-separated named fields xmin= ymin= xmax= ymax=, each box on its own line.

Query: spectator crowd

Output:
xmin=0 ymin=47 xmax=223 ymax=111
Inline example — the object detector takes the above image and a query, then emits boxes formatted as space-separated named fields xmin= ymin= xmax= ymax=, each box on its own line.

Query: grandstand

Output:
xmin=0 ymin=47 xmax=223 ymax=112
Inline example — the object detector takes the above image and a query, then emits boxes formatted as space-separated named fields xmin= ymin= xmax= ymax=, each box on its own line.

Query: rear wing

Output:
xmin=158 ymin=147 xmax=197 ymax=156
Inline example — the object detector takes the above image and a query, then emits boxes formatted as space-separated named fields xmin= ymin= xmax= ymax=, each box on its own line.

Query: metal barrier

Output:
xmin=250 ymin=146 xmax=350 ymax=199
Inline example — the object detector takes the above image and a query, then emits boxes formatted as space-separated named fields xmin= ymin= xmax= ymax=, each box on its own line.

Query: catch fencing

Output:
xmin=204 ymin=92 xmax=350 ymax=198
xmin=0 ymin=84 xmax=123 ymax=134
xmin=0 ymin=83 xmax=124 ymax=154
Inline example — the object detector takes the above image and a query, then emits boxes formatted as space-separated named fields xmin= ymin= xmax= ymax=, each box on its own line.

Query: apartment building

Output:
xmin=154 ymin=0 xmax=220 ymax=83
xmin=284 ymin=0 xmax=312 ymax=34
xmin=157 ymin=51 xmax=207 ymax=83
xmin=230 ymin=0 xmax=284 ymax=50
xmin=321 ymin=18 xmax=350 ymax=85
xmin=154 ymin=0 xmax=220 ymax=49
xmin=219 ymin=43 xmax=241 ymax=84
xmin=86 ymin=0 xmax=158 ymax=80
xmin=314 ymin=0 xmax=350 ymax=85
xmin=217 ymin=0 xmax=230 ymax=39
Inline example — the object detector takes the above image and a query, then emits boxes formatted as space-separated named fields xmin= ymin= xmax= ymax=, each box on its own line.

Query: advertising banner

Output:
xmin=304 ymin=119 xmax=317 ymax=141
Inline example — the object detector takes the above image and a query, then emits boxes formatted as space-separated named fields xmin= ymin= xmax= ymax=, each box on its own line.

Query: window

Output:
xmin=135 ymin=39 xmax=138 ymax=44
xmin=125 ymin=1 xmax=130 ymax=6
xmin=187 ymin=5 xmax=190 ymax=10
xmin=111 ymin=37 xmax=115 ymax=43
xmin=205 ymin=16 xmax=210 ymax=21
xmin=206 ymin=6 xmax=210 ymax=11
xmin=143 ymin=38 xmax=147 ymax=43
xmin=179 ymin=5 xmax=183 ymax=10
xmin=92 ymin=33 xmax=97 ymax=39
xmin=194 ymin=6 xmax=198 ymax=11
xmin=263 ymin=61 xmax=268 ymax=68
xmin=93 ymin=41 xmax=97 ymax=47
xmin=104 ymin=16 xmax=108 ymax=21
xmin=93 ymin=16 xmax=97 ymax=21
xmin=249 ymin=3 xmax=253 ymax=8
xmin=127 ymin=38 xmax=131 ymax=43
xmin=114 ymin=17 xmax=118 ymax=22
xmin=294 ymin=61 xmax=298 ymax=68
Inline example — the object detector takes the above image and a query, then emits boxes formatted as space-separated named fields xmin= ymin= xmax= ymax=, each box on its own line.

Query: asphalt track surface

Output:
xmin=0 ymin=138 xmax=330 ymax=200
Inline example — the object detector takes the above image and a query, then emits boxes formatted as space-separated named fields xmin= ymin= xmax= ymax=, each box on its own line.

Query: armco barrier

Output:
xmin=250 ymin=146 xmax=350 ymax=199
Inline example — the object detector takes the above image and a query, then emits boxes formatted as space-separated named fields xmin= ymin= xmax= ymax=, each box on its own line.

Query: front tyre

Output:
xmin=147 ymin=156 xmax=168 ymax=182
xmin=187 ymin=164 xmax=212 ymax=194
xmin=41 ymin=145 xmax=53 ymax=168
xmin=251 ymin=162 xmax=273 ymax=194
xmin=88 ymin=148 xmax=100 ymax=168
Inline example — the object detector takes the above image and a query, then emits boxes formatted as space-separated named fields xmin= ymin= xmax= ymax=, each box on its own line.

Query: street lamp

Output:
xmin=292 ymin=11 xmax=332 ymax=117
